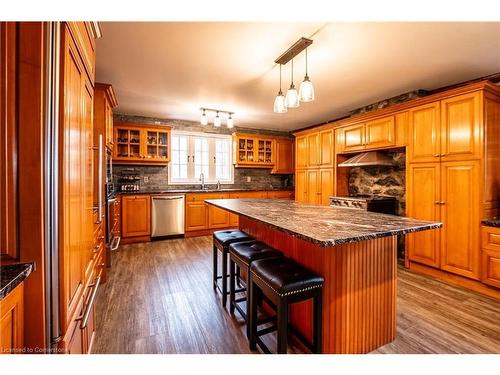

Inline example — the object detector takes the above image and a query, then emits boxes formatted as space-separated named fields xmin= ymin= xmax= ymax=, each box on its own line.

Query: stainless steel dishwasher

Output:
xmin=151 ymin=195 xmax=185 ymax=237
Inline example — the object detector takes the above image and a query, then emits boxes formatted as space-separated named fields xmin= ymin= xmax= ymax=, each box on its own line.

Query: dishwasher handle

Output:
xmin=152 ymin=195 xmax=184 ymax=200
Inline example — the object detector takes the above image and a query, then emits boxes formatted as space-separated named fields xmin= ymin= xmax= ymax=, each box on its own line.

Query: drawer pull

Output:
xmin=111 ymin=236 xmax=121 ymax=251
xmin=76 ymin=276 xmax=100 ymax=329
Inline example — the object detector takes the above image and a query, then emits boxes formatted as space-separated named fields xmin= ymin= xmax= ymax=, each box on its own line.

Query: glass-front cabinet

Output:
xmin=114 ymin=123 xmax=171 ymax=164
xmin=232 ymin=133 xmax=274 ymax=168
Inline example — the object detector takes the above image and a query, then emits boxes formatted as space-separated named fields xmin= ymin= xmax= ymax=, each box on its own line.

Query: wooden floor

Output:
xmin=93 ymin=236 xmax=500 ymax=354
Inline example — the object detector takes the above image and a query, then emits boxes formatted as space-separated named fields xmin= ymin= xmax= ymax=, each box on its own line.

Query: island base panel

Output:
xmin=239 ymin=216 xmax=397 ymax=354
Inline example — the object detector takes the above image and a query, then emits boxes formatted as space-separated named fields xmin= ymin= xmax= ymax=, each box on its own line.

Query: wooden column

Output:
xmin=239 ymin=216 xmax=397 ymax=354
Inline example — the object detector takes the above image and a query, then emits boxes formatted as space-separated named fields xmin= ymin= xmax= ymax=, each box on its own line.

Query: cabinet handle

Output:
xmin=434 ymin=154 xmax=440 ymax=157
xmin=440 ymin=153 xmax=446 ymax=157
xmin=187 ymin=155 xmax=190 ymax=162
xmin=76 ymin=276 xmax=100 ymax=329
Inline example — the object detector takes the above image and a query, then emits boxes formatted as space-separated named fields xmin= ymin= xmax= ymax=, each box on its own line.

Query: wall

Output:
xmin=348 ymin=151 xmax=406 ymax=215
xmin=112 ymin=114 xmax=294 ymax=191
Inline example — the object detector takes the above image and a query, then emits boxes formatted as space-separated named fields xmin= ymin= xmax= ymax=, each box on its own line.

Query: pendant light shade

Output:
xmin=299 ymin=48 xmax=315 ymax=102
xmin=274 ymin=64 xmax=287 ymax=113
xmin=226 ymin=114 xmax=234 ymax=128
xmin=200 ymin=109 xmax=208 ymax=125
xmin=214 ymin=112 xmax=221 ymax=127
xmin=286 ymin=60 xmax=300 ymax=108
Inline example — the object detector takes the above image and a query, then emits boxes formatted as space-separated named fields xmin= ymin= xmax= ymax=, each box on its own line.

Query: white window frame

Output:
xmin=168 ymin=130 xmax=234 ymax=185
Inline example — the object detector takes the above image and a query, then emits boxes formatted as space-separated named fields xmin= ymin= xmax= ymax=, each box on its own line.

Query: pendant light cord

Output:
xmin=279 ymin=64 xmax=282 ymax=93
xmin=291 ymin=59 xmax=294 ymax=84
xmin=305 ymin=48 xmax=308 ymax=75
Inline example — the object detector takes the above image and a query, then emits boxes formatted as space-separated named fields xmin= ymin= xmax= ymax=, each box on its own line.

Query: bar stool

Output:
xmin=228 ymin=240 xmax=283 ymax=338
xmin=213 ymin=229 xmax=253 ymax=307
xmin=248 ymin=257 xmax=324 ymax=354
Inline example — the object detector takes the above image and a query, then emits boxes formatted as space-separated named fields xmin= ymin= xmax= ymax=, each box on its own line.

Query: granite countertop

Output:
xmin=0 ymin=263 xmax=34 ymax=300
xmin=482 ymin=219 xmax=500 ymax=228
xmin=205 ymin=199 xmax=442 ymax=247
xmin=118 ymin=187 xmax=294 ymax=195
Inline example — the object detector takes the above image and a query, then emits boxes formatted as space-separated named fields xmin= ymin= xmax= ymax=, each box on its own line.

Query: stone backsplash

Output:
xmin=112 ymin=114 xmax=294 ymax=192
xmin=348 ymin=151 xmax=406 ymax=215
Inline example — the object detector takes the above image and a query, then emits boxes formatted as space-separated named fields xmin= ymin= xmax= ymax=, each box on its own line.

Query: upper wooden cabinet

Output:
xmin=319 ymin=130 xmax=334 ymax=167
xmin=337 ymin=123 xmax=365 ymax=153
xmin=440 ymin=92 xmax=481 ymax=161
xmin=295 ymin=129 xmax=334 ymax=169
xmin=94 ymin=83 xmax=117 ymax=151
xmin=408 ymin=92 xmax=481 ymax=163
xmin=295 ymin=135 xmax=308 ymax=169
xmin=307 ymin=132 xmax=320 ymax=167
xmin=271 ymin=138 xmax=294 ymax=174
xmin=232 ymin=133 xmax=275 ymax=168
xmin=365 ymin=116 xmax=395 ymax=149
xmin=113 ymin=123 xmax=171 ymax=165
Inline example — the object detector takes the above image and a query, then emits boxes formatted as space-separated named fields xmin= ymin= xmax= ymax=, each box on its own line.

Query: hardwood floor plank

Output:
xmin=93 ymin=236 xmax=500 ymax=354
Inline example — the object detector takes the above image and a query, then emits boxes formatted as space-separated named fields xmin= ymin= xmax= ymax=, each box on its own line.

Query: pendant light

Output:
xmin=273 ymin=64 xmax=287 ymax=113
xmin=200 ymin=108 xmax=208 ymax=125
xmin=226 ymin=113 xmax=234 ymax=128
xmin=214 ymin=111 xmax=221 ymax=127
xmin=299 ymin=48 xmax=315 ymax=102
xmin=285 ymin=59 xmax=300 ymax=108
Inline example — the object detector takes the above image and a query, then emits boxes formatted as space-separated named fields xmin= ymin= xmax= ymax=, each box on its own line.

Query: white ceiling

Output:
xmin=96 ymin=22 xmax=500 ymax=131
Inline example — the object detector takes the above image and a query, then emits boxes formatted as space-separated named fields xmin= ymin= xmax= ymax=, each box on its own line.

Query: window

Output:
xmin=168 ymin=131 xmax=233 ymax=184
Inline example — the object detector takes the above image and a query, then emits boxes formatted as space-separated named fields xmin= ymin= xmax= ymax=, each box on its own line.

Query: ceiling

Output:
xmin=96 ymin=22 xmax=500 ymax=131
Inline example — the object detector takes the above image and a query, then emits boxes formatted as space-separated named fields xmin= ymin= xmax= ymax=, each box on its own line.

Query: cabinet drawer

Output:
xmin=481 ymin=249 xmax=500 ymax=288
xmin=482 ymin=226 xmax=500 ymax=251
xmin=229 ymin=191 xmax=267 ymax=199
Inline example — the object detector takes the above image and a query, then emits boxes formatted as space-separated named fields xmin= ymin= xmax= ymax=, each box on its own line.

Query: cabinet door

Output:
xmin=408 ymin=102 xmax=441 ymax=163
xmin=406 ymin=163 xmax=441 ymax=267
xmin=365 ymin=116 xmax=395 ymax=149
xmin=272 ymin=138 xmax=294 ymax=174
xmin=307 ymin=169 xmax=321 ymax=205
xmin=295 ymin=135 xmax=308 ymax=169
xmin=208 ymin=205 xmax=230 ymax=229
xmin=295 ymin=170 xmax=308 ymax=203
xmin=341 ymin=123 xmax=365 ymax=152
xmin=0 ymin=283 xmax=24 ymax=353
xmin=307 ymin=132 xmax=320 ymax=167
xmin=114 ymin=126 xmax=144 ymax=162
xmin=440 ymin=92 xmax=481 ymax=161
xmin=319 ymin=129 xmax=334 ymax=167
xmin=440 ymin=161 xmax=480 ymax=280
xmin=121 ymin=195 xmax=151 ymax=237
xmin=229 ymin=213 xmax=239 ymax=227
xmin=481 ymin=249 xmax=500 ymax=288
xmin=185 ymin=202 xmax=208 ymax=231
xmin=319 ymin=169 xmax=334 ymax=206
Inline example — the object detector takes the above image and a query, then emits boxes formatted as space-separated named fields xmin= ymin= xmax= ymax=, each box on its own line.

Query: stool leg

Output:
xmin=313 ymin=292 xmax=323 ymax=354
xmin=248 ymin=275 xmax=257 ymax=351
xmin=221 ymin=248 xmax=228 ymax=307
xmin=213 ymin=244 xmax=218 ymax=290
xmin=236 ymin=266 xmax=242 ymax=287
xmin=245 ymin=270 xmax=251 ymax=339
xmin=277 ymin=299 xmax=289 ymax=354
xmin=229 ymin=258 xmax=236 ymax=315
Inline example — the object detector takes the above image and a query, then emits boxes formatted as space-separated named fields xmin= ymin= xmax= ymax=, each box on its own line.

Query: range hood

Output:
xmin=338 ymin=151 xmax=394 ymax=168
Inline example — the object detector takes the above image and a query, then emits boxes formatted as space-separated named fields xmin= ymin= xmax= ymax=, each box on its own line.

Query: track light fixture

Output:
xmin=199 ymin=107 xmax=235 ymax=128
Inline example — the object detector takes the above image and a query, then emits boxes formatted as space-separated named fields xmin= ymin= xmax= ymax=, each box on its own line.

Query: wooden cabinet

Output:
xmin=233 ymin=133 xmax=275 ymax=168
xmin=336 ymin=115 xmax=397 ymax=153
xmin=319 ymin=130 xmax=334 ymax=167
xmin=59 ymin=23 xmax=95 ymax=332
xmin=439 ymin=161 xmax=480 ymax=280
xmin=481 ymin=226 xmax=500 ymax=288
xmin=185 ymin=202 xmax=208 ymax=231
xmin=271 ymin=138 xmax=294 ymax=174
xmin=440 ymin=92 xmax=481 ymax=161
xmin=306 ymin=169 xmax=320 ymax=204
xmin=407 ymin=163 xmax=441 ymax=267
xmin=295 ymin=170 xmax=308 ymax=203
xmin=307 ymin=132 xmax=320 ymax=167
xmin=94 ymin=82 xmax=117 ymax=151
xmin=113 ymin=123 xmax=171 ymax=165
xmin=319 ymin=169 xmax=334 ymax=205
xmin=121 ymin=195 xmax=151 ymax=238
xmin=0 ymin=283 xmax=24 ymax=354
xmin=295 ymin=135 xmax=308 ymax=169
xmin=267 ymin=190 xmax=294 ymax=200
xmin=408 ymin=102 xmax=441 ymax=163
xmin=407 ymin=160 xmax=481 ymax=280
xmin=208 ymin=205 xmax=230 ymax=229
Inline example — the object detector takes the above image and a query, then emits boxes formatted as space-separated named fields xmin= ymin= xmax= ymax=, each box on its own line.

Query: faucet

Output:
xmin=217 ymin=180 xmax=221 ymax=190
xmin=199 ymin=172 xmax=205 ymax=190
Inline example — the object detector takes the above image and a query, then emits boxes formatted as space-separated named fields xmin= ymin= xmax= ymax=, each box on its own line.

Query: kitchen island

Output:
xmin=205 ymin=199 xmax=442 ymax=354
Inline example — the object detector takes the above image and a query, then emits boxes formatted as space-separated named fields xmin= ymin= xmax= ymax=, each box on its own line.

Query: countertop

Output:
xmin=205 ymin=199 xmax=442 ymax=247
xmin=0 ymin=263 xmax=34 ymax=300
xmin=482 ymin=219 xmax=500 ymax=228
xmin=117 ymin=187 xmax=294 ymax=195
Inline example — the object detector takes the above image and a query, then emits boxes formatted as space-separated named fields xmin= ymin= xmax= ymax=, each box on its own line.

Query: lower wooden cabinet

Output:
xmin=185 ymin=202 xmax=208 ymax=231
xmin=208 ymin=206 xmax=230 ymax=228
xmin=0 ymin=283 xmax=24 ymax=354
xmin=481 ymin=226 xmax=500 ymax=288
xmin=121 ymin=195 xmax=151 ymax=238
xmin=295 ymin=168 xmax=333 ymax=205
xmin=295 ymin=170 xmax=308 ymax=203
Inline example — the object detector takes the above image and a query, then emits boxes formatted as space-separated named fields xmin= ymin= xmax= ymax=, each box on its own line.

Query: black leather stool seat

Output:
xmin=250 ymin=257 xmax=324 ymax=297
xmin=229 ymin=240 xmax=283 ymax=266
xmin=212 ymin=229 xmax=253 ymax=308
xmin=249 ymin=257 xmax=324 ymax=354
xmin=213 ymin=229 xmax=252 ymax=247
